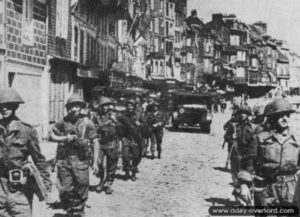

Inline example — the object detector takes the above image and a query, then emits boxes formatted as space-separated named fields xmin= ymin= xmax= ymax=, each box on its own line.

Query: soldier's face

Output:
xmin=67 ymin=103 xmax=82 ymax=117
xmin=233 ymin=98 xmax=239 ymax=106
xmin=0 ymin=103 xmax=17 ymax=119
xmin=239 ymin=113 xmax=248 ymax=122
xmin=101 ymin=104 xmax=110 ymax=113
xmin=275 ymin=113 xmax=290 ymax=129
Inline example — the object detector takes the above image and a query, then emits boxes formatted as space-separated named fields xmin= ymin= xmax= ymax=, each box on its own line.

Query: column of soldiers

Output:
xmin=224 ymin=96 xmax=300 ymax=216
xmin=0 ymin=87 xmax=166 ymax=217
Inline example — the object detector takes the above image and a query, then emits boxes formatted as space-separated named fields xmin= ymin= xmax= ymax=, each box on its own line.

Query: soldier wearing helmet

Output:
xmin=118 ymin=99 xmax=143 ymax=181
xmin=50 ymin=93 xmax=99 ymax=215
xmin=239 ymin=99 xmax=300 ymax=211
xmin=147 ymin=102 xmax=165 ymax=159
xmin=230 ymin=105 xmax=255 ymax=205
xmin=91 ymin=97 xmax=119 ymax=194
xmin=0 ymin=88 xmax=52 ymax=217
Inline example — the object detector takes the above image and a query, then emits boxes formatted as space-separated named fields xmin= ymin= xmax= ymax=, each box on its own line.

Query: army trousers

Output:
xmin=57 ymin=155 xmax=89 ymax=211
xmin=98 ymin=148 xmax=119 ymax=183
xmin=0 ymin=178 xmax=31 ymax=217
xmin=150 ymin=129 xmax=163 ymax=155
xmin=122 ymin=138 xmax=140 ymax=173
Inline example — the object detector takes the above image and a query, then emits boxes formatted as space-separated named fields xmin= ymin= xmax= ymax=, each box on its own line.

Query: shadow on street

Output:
xmin=213 ymin=167 xmax=231 ymax=173
xmin=166 ymin=127 xmax=207 ymax=134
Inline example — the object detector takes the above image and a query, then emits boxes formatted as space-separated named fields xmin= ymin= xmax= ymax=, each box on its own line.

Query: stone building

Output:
xmin=0 ymin=0 xmax=48 ymax=137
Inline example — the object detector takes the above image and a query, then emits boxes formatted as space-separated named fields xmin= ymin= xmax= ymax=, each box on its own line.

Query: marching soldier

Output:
xmin=230 ymin=105 xmax=254 ymax=205
xmin=118 ymin=99 xmax=142 ymax=181
xmin=240 ymin=99 xmax=300 ymax=215
xmin=50 ymin=94 xmax=99 ymax=215
xmin=92 ymin=97 xmax=119 ymax=194
xmin=149 ymin=102 xmax=165 ymax=159
xmin=0 ymin=88 xmax=52 ymax=217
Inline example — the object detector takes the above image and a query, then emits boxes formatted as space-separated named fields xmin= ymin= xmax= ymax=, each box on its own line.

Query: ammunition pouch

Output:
xmin=76 ymin=138 xmax=90 ymax=161
xmin=256 ymin=174 xmax=296 ymax=205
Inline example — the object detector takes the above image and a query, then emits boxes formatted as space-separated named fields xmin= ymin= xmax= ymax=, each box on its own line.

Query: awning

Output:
xmin=77 ymin=68 xmax=100 ymax=79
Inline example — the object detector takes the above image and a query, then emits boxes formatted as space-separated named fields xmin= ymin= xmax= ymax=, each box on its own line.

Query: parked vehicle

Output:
xmin=171 ymin=91 xmax=213 ymax=133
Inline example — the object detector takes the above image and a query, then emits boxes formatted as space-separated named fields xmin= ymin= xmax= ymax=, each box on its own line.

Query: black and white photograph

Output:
xmin=1 ymin=0 xmax=300 ymax=216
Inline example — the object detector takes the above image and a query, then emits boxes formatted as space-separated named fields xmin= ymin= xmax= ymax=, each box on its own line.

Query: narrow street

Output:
xmin=33 ymin=111 xmax=239 ymax=217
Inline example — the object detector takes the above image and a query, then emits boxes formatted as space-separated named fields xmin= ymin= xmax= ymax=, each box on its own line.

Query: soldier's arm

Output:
xmin=86 ymin=120 xmax=100 ymax=169
xmin=244 ymin=133 xmax=259 ymax=173
xmin=49 ymin=121 xmax=75 ymax=142
xmin=154 ymin=112 xmax=164 ymax=127
xmin=28 ymin=129 xmax=52 ymax=192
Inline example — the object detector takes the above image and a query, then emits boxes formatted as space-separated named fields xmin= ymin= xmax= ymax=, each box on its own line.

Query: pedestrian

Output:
xmin=149 ymin=102 xmax=165 ymax=159
xmin=50 ymin=94 xmax=99 ymax=215
xmin=118 ymin=99 xmax=142 ymax=181
xmin=0 ymin=88 xmax=52 ymax=217
xmin=239 ymin=99 xmax=300 ymax=215
xmin=92 ymin=97 xmax=119 ymax=194
xmin=230 ymin=105 xmax=254 ymax=205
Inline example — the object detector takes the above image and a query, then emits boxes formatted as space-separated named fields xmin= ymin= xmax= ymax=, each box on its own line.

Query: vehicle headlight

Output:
xmin=179 ymin=108 xmax=185 ymax=114
xmin=207 ymin=113 xmax=213 ymax=120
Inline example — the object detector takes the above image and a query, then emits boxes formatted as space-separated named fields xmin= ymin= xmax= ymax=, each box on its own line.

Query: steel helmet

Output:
xmin=99 ymin=97 xmax=113 ymax=107
xmin=66 ymin=94 xmax=85 ymax=107
xmin=236 ymin=105 xmax=252 ymax=116
xmin=264 ymin=98 xmax=295 ymax=116
xmin=0 ymin=88 xmax=24 ymax=104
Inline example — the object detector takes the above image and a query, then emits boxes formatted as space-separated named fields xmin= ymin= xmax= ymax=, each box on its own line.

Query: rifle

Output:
xmin=222 ymin=140 xmax=226 ymax=150
xmin=23 ymin=162 xmax=49 ymax=202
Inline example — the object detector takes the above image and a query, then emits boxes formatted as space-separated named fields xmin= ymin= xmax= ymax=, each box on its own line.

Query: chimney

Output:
xmin=253 ymin=21 xmax=267 ymax=34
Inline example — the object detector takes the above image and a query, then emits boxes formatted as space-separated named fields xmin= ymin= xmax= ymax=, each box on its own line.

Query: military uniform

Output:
xmin=239 ymin=99 xmax=300 ymax=215
xmin=53 ymin=116 xmax=97 ymax=211
xmin=135 ymin=104 xmax=146 ymax=165
xmin=52 ymin=94 xmax=98 ymax=213
xmin=0 ymin=88 xmax=51 ymax=217
xmin=229 ymin=106 xmax=254 ymax=204
xmin=231 ymin=119 xmax=254 ymax=187
xmin=118 ymin=101 xmax=142 ymax=180
xmin=149 ymin=105 xmax=164 ymax=159
xmin=92 ymin=108 xmax=119 ymax=193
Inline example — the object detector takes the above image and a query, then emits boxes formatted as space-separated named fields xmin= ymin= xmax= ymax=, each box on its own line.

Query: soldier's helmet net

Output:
xmin=65 ymin=94 xmax=85 ymax=107
xmin=264 ymin=98 xmax=295 ymax=116
xmin=99 ymin=97 xmax=113 ymax=107
xmin=0 ymin=88 xmax=24 ymax=105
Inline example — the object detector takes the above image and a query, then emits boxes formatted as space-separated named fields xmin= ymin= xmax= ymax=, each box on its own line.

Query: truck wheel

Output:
xmin=202 ymin=124 xmax=211 ymax=134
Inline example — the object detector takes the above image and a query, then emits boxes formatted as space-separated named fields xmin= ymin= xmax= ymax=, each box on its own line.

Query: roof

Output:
xmin=277 ymin=50 xmax=289 ymax=63
xmin=247 ymin=24 xmax=265 ymax=40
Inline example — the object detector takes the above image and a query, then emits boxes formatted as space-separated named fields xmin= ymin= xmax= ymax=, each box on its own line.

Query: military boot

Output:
xmin=157 ymin=151 xmax=161 ymax=159
xmin=105 ymin=181 xmax=113 ymax=195
xmin=131 ymin=172 xmax=137 ymax=181
xmin=95 ymin=180 xmax=105 ymax=193
xmin=124 ymin=170 xmax=130 ymax=180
